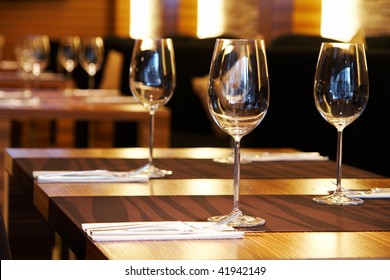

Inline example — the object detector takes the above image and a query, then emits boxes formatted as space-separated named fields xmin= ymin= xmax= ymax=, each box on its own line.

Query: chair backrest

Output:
xmin=0 ymin=211 xmax=12 ymax=260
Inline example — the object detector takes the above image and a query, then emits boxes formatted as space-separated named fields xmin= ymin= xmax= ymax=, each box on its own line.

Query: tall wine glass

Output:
xmin=208 ymin=38 xmax=269 ymax=227
xmin=79 ymin=36 xmax=104 ymax=97
xmin=313 ymin=42 xmax=369 ymax=205
xmin=14 ymin=34 xmax=50 ymax=97
xmin=57 ymin=36 xmax=80 ymax=96
xmin=129 ymin=38 xmax=176 ymax=178
xmin=25 ymin=34 xmax=50 ymax=82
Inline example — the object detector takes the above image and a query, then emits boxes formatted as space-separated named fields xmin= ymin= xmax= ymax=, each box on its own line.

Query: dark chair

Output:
xmin=269 ymin=33 xmax=341 ymax=51
xmin=0 ymin=211 xmax=12 ymax=260
xmin=366 ymin=35 xmax=390 ymax=50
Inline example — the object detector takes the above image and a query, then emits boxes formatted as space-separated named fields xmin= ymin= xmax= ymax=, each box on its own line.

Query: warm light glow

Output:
xmin=197 ymin=0 xmax=224 ymax=38
xmin=130 ymin=0 xmax=161 ymax=38
xmin=321 ymin=0 xmax=361 ymax=42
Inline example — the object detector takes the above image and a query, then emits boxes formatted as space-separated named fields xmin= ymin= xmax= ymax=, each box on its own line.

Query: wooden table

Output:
xmin=4 ymin=147 xmax=390 ymax=260
xmin=0 ymin=71 xmax=68 ymax=89
xmin=0 ymin=89 xmax=171 ymax=149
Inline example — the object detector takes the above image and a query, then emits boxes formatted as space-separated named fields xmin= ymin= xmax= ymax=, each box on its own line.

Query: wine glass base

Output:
xmin=208 ymin=213 xmax=266 ymax=228
xmin=313 ymin=193 xmax=364 ymax=206
xmin=129 ymin=162 xmax=172 ymax=178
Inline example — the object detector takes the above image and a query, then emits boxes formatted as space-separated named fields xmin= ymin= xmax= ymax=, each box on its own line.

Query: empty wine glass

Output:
xmin=208 ymin=38 xmax=269 ymax=227
xmin=57 ymin=36 xmax=80 ymax=96
xmin=24 ymin=34 xmax=50 ymax=78
xmin=14 ymin=34 xmax=50 ymax=98
xmin=79 ymin=36 xmax=104 ymax=98
xmin=313 ymin=42 xmax=369 ymax=205
xmin=129 ymin=38 xmax=176 ymax=178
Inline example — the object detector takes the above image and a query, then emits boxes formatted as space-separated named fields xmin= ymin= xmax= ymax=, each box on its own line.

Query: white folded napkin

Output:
xmin=87 ymin=96 xmax=137 ymax=104
xmin=71 ymin=89 xmax=137 ymax=104
xmin=82 ymin=221 xmax=244 ymax=241
xmin=0 ymin=90 xmax=40 ymax=106
xmin=242 ymin=152 xmax=328 ymax=162
xmin=344 ymin=188 xmax=390 ymax=199
xmin=33 ymin=169 xmax=149 ymax=183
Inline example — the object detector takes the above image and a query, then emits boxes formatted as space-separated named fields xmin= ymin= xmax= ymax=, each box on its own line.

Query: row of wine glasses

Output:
xmin=12 ymin=34 xmax=104 ymax=99
xmin=11 ymin=36 xmax=368 ymax=227
xmin=127 ymin=38 xmax=369 ymax=228
xmin=57 ymin=36 xmax=104 ymax=96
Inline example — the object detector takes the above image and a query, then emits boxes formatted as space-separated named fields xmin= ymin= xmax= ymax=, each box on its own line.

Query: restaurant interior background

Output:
xmin=1 ymin=0 xmax=390 ymax=260
xmin=1 ymin=1 xmax=390 ymax=162
xmin=1 ymin=0 xmax=388 ymax=60
xmin=2 ymin=0 xmax=312 ymax=59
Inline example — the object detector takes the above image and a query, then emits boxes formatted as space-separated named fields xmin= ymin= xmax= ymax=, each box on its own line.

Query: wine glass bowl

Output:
xmin=129 ymin=38 xmax=176 ymax=178
xmin=313 ymin=42 xmax=369 ymax=205
xmin=208 ymin=38 xmax=269 ymax=227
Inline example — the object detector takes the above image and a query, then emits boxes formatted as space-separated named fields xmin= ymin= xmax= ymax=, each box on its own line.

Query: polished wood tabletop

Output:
xmin=4 ymin=147 xmax=390 ymax=260
xmin=0 ymin=71 xmax=68 ymax=89
xmin=0 ymin=89 xmax=171 ymax=149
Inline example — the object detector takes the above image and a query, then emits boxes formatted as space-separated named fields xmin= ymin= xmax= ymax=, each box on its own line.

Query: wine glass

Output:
xmin=313 ymin=42 xmax=369 ymax=205
xmin=57 ymin=36 xmax=80 ymax=96
xmin=208 ymin=38 xmax=269 ymax=227
xmin=14 ymin=34 xmax=50 ymax=98
xmin=79 ymin=36 xmax=104 ymax=97
xmin=129 ymin=38 xmax=176 ymax=178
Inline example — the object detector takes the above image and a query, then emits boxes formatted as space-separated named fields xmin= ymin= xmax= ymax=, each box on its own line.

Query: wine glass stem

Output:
xmin=336 ymin=129 xmax=343 ymax=193
xmin=148 ymin=111 xmax=156 ymax=165
xmin=24 ymin=71 xmax=32 ymax=97
xmin=66 ymin=71 xmax=73 ymax=90
xmin=88 ymin=74 xmax=94 ymax=91
xmin=233 ymin=138 xmax=241 ymax=212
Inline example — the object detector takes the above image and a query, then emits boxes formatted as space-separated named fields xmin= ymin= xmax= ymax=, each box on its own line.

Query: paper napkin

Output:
xmin=81 ymin=221 xmax=244 ymax=241
xmin=33 ymin=169 xmax=149 ymax=183
xmin=242 ymin=152 xmax=328 ymax=162
xmin=344 ymin=188 xmax=390 ymax=199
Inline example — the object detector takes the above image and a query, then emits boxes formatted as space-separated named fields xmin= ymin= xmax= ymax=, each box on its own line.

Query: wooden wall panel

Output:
xmin=0 ymin=0 xmax=323 ymax=60
xmin=292 ymin=0 xmax=322 ymax=35
xmin=258 ymin=0 xmax=294 ymax=44
xmin=177 ymin=0 xmax=197 ymax=36
xmin=114 ymin=0 xmax=130 ymax=36
xmin=0 ymin=0 xmax=114 ymax=60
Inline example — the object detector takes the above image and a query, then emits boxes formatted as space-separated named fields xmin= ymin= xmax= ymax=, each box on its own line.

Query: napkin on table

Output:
xmin=33 ymin=169 xmax=149 ymax=183
xmin=242 ymin=151 xmax=328 ymax=161
xmin=82 ymin=221 xmax=244 ymax=241
xmin=344 ymin=188 xmax=390 ymax=199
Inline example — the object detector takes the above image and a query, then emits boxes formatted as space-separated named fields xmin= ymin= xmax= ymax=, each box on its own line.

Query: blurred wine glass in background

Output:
xmin=14 ymin=34 xmax=50 ymax=98
xmin=57 ymin=36 xmax=80 ymax=96
xmin=79 ymin=36 xmax=104 ymax=100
